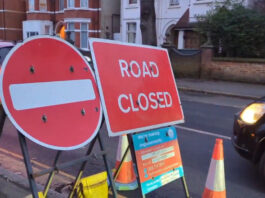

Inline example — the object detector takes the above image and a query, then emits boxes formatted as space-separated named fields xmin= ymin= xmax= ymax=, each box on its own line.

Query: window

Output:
xmin=129 ymin=0 xmax=137 ymax=4
xmin=45 ymin=25 xmax=50 ymax=35
xmin=59 ymin=0 xmax=64 ymax=10
xmin=29 ymin=0 xmax=35 ymax=11
xmin=170 ymin=0 xmax=179 ymax=5
xmin=80 ymin=23 xmax=88 ymax=49
xmin=80 ymin=0 xmax=88 ymax=8
xmin=67 ymin=0 xmax=74 ymax=8
xmin=39 ymin=0 xmax=47 ymax=11
xmin=68 ymin=23 xmax=75 ymax=42
xmin=127 ymin=23 xmax=136 ymax=43
xmin=26 ymin=32 xmax=39 ymax=38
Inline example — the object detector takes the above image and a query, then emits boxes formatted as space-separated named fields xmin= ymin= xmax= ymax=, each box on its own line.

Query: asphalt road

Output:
xmin=0 ymin=91 xmax=264 ymax=198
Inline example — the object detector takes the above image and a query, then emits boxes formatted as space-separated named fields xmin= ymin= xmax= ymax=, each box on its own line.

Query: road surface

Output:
xmin=0 ymin=91 xmax=264 ymax=198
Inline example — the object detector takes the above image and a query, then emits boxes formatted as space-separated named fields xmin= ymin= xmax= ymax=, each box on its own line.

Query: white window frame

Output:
xmin=80 ymin=23 xmax=88 ymax=49
xmin=26 ymin=32 xmax=39 ymax=38
xmin=67 ymin=0 xmax=74 ymax=8
xmin=193 ymin=0 xmax=213 ymax=5
xmin=126 ymin=22 xmax=136 ymax=43
xmin=80 ymin=0 xmax=88 ymax=8
xmin=59 ymin=0 xmax=64 ymax=10
xmin=170 ymin=0 xmax=179 ymax=6
xmin=129 ymin=0 xmax=137 ymax=4
xmin=45 ymin=25 xmax=50 ymax=35
xmin=29 ymin=0 xmax=35 ymax=11
xmin=39 ymin=0 xmax=47 ymax=11
xmin=68 ymin=22 xmax=75 ymax=42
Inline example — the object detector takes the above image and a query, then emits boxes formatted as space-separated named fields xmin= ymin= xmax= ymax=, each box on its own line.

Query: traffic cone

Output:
xmin=114 ymin=135 xmax=138 ymax=191
xmin=203 ymin=138 xmax=226 ymax=198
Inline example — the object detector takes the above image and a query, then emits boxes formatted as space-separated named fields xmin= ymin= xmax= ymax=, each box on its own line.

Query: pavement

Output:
xmin=0 ymin=78 xmax=265 ymax=198
xmin=176 ymin=78 xmax=265 ymax=100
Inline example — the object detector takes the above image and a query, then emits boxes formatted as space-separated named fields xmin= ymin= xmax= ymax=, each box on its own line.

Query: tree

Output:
xmin=196 ymin=1 xmax=265 ymax=58
xmin=140 ymin=0 xmax=157 ymax=46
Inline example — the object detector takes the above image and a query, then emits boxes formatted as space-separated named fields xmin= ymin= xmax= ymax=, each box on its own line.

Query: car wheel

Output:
xmin=259 ymin=151 xmax=265 ymax=181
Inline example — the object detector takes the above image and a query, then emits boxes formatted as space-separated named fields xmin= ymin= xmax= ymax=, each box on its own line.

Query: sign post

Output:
xmin=89 ymin=39 xmax=190 ymax=197
xmin=89 ymin=38 xmax=184 ymax=137
xmin=0 ymin=105 xmax=6 ymax=138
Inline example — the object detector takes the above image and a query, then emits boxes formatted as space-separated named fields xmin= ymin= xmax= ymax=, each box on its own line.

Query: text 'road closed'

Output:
xmin=90 ymin=39 xmax=184 ymax=135
xmin=117 ymin=59 xmax=172 ymax=113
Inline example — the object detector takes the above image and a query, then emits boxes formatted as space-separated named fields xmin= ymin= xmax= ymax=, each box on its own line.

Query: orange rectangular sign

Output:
xmin=132 ymin=127 xmax=184 ymax=194
xmin=90 ymin=39 xmax=184 ymax=136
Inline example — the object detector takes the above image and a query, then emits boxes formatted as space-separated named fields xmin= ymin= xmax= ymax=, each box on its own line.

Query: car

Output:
xmin=232 ymin=97 xmax=265 ymax=180
xmin=0 ymin=41 xmax=14 ymax=68
xmin=78 ymin=48 xmax=94 ymax=69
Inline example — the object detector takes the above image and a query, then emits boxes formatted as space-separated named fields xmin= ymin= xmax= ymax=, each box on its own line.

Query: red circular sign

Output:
xmin=0 ymin=36 xmax=102 ymax=150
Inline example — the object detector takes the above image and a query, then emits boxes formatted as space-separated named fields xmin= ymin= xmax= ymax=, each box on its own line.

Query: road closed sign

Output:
xmin=89 ymin=39 xmax=184 ymax=136
xmin=0 ymin=36 xmax=102 ymax=150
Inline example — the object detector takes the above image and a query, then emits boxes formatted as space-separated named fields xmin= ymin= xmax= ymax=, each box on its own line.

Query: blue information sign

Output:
xmin=132 ymin=126 xmax=184 ymax=194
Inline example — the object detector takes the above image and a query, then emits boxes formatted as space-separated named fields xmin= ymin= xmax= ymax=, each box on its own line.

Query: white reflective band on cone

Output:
xmin=205 ymin=159 xmax=226 ymax=191
xmin=116 ymin=135 xmax=132 ymax=162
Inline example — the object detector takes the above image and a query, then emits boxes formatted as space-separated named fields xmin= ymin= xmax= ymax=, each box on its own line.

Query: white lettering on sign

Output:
xmin=118 ymin=92 xmax=172 ymax=113
xmin=117 ymin=58 xmax=174 ymax=114
xmin=118 ymin=59 xmax=159 ymax=78
xmin=141 ymin=146 xmax=174 ymax=160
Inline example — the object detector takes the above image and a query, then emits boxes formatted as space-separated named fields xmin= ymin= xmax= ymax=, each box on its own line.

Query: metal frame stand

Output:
xmin=43 ymin=151 xmax=62 ymax=197
xmin=0 ymin=105 xmax=6 ymax=138
xmin=68 ymin=130 xmax=117 ymax=198
xmin=114 ymin=133 xmax=191 ymax=198
xmin=181 ymin=175 xmax=191 ymax=198
xmin=98 ymin=130 xmax=117 ymax=198
xmin=18 ymin=131 xmax=39 ymax=198
xmin=127 ymin=134 xmax=146 ymax=198
xmin=112 ymin=144 xmax=130 ymax=182
xmin=68 ymin=135 xmax=98 ymax=198
xmin=1 ymin=104 xmax=189 ymax=198
xmin=17 ymin=129 xmax=117 ymax=198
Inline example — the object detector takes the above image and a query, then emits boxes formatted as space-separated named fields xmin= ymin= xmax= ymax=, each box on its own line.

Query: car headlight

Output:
xmin=240 ymin=103 xmax=265 ymax=124
xmin=84 ymin=56 xmax=91 ymax=63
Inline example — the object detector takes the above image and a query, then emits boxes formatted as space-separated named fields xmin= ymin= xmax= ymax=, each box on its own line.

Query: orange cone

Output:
xmin=114 ymin=135 xmax=138 ymax=191
xmin=203 ymin=139 xmax=226 ymax=198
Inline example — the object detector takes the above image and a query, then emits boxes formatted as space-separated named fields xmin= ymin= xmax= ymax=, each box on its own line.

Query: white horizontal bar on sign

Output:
xmin=9 ymin=79 xmax=95 ymax=110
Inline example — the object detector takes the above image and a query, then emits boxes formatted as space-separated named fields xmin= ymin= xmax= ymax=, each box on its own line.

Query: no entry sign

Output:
xmin=0 ymin=36 xmax=102 ymax=150
xmin=89 ymin=39 xmax=184 ymax=136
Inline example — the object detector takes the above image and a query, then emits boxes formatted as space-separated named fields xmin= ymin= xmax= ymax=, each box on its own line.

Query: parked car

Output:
xmin=0 ymin=41 xmax=14 ymax=68
xmin=232 ymin=97 xmax=265 ymax=180
xmin=78 ymin=48 xmax=94 ymax=69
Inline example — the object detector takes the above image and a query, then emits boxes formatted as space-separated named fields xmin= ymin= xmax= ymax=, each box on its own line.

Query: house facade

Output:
xmin=121 ymin=0 xmax=254 ymax=49
xmin=23 ymin=0 xmax=101 ymax=50
xmin=100 ymin=0 xmax=120 ymax=40
xmin=0 ymin=0 xmax=120 ymax=50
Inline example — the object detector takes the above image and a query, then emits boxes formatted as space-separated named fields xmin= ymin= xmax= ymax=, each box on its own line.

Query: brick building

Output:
xmin=0 ymin=0 xmax=120 ymax=50
xmin=0 ymin=0 xmax=26 ymax=42
xmin=23 ymin=0 xmax=100 ymax=50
